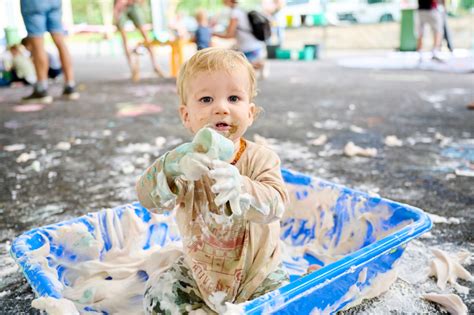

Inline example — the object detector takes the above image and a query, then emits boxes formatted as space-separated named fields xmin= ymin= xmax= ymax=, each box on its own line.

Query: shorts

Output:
xmin=418 ymin=9 xmax=442 ymax=36
xmin=116 ymin=4 xmax=145 ymax=30
xmin=143 ymin=256 xmax=290 ymax=314
xmin=243 ymin=49 xmax=263 ymax=63
xmin=20 ymin=0 xmax=63 ymax=37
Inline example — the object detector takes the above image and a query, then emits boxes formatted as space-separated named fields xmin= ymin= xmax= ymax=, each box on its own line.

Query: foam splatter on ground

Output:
xmin=1 ymin=58 xmax=472 ymax=313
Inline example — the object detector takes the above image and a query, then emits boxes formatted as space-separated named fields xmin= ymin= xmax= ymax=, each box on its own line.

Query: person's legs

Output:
xmin=143 ymin=256 xmax=210 ymax=314
xmin=45 ymin=0 xmax=79 ymax=99
xmin=20 ymin=0 xmax=53 ymax=103
xmin=416 ymin=37 xmax=423 ymax=52
xmin=50 ymin=33 xmax=74 ymax=84
xmin=247 ymin=265 xmax=290 ymax=300
xmin=244 ymin=49 xmax=268 ymax=79
xmin=22 ymin=36 xmax=53 ymax=103
xmin=433 ymin=31 xmax=442 ymax=52
xmin=433 ymin=31 xmax=443 ymax=51
xmin=28 ymin=36 xmax=49 ymax=83
xmin=129 ymin=4 xmax=166 ymax=78
xmin=115 ymin=7 xmax=139 ymax=80
xmin=426 ymin=10 xmax=442 ymax=53
xmin=443 ymin=14 xmax=453 ymax=52
xmin=118 ymin=28 xmax=133 ymax=71
xmin=416 ymin=35 xmax=423 ymax=51
xmin=118 ymin=27 xmax=141 ymax=82
xmin=137 ymin=26 xmax=166 ymax=78
xmin=416 ymin=11 xmax=426 ymax=52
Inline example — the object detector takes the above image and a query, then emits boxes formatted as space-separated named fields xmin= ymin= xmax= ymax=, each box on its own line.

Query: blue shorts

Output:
xmin=243 ymin=49 xmax=262 ymax=62
xmin=20 ymin=0 xmax=63 ymax=37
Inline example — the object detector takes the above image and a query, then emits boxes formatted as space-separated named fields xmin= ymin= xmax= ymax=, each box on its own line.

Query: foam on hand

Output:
xmin=192 ymin=127 xmax=235 ymax=162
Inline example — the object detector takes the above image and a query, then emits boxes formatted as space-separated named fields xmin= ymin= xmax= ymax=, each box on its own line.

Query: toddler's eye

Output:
xmin=228 ymin=95 xmax=240 ymax=103
xmin=199 ymin=96 xmax=213 ymax=103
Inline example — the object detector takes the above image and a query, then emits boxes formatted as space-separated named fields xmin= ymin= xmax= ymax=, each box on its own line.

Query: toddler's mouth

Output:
xmin=214 ymin=122 xmax=232 ymax=132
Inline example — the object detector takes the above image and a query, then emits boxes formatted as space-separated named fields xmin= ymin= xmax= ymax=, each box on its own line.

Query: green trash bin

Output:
xmin=313 ymin=14 xmax=326 ymax=26
xmin=299 ymin=46 xmax=315 ymax=61
xmin=304 ymin=44 xmax=319 ymax=60
xmin=266 ymin=44 xmax=280 ymax=59
xmin=399 ymin=9 xmax=417 ymax=52
xmin=5 ymin=27 xmax=21 ymax=46
xmin=276 ymin=48 xmax=291 ymax=59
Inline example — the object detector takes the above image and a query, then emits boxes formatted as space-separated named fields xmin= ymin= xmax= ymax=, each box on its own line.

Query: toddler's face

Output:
xmin=179 ymin=66 xmax=256 ymax=145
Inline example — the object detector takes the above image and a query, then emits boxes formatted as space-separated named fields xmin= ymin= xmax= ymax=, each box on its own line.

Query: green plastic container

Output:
xmin=5 ymin=27 xmax=20 ymax=46
xmin=313 ymin=14 xmax=326 ymax=26
xmin=299 ymin=47 xmax=314 ymax=61
xmin=276 ymin=48 xmax=291 ymax=59
xmin=304 ymin=44 xmax=319 ymax=60
xmin=276 ymin=46 xmax=317 ymax=61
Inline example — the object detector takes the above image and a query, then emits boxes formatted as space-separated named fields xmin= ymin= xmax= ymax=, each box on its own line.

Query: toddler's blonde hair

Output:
xmin=177 ymin=48 xmax=257 ymax=105
xmin=195 ymin=9 xmax=208 ymax=25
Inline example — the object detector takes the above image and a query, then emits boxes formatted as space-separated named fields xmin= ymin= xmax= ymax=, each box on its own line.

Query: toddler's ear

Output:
xmin=179 ymin=105 xmax=190 ymax=128
xmin=249 ymin=102 xmax=257 ymax=122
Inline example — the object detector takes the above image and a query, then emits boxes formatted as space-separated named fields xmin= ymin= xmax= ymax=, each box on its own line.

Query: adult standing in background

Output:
xmin=113 ymin=0 xmax=167 ymax=81
xmin=263 ymin=0 xmax=286 ymax=46
xmin=20 ymin=0 xmax=79 ymax=104
xmin=214 ymin=0 xmax=267 ymax=77
xmin=416 ymin=0 xmax=442 ymax=58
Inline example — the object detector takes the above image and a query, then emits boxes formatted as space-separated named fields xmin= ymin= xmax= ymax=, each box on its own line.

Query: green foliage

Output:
xmin=71 ymin=0 xmax=152 ymax=25
xmin=176 ymin=0 xmax=222 ymax=14
xmin=174 ymin=0 xmax=263 ymax=14
xmin=70 ymin=0 xmax=263 ymax=24
xmin=71 ymin=0 xmax=104 ymax=24
xmin=460 ymin=0 xmax=473 ymax=9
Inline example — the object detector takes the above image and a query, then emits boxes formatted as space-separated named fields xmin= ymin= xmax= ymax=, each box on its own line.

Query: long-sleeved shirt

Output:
xmin=137 ymin=139 xmax=288 ymax=310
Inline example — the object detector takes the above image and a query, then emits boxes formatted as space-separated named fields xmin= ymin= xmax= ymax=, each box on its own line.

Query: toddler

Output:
xmin=8 ymin=44 xmax=36 ymax=85
xmin=21 ymin=37 xmax=63 ymax=80
xmin=194 ymin=9 xmax=212 ymax=50
xmin=137 ymin=47 xmax=289 ymax=314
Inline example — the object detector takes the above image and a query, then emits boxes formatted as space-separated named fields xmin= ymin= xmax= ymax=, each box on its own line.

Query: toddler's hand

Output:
xmin=179 ymin=152 xmax=211 ymax=181
xmin=209 ymin=160 xmax=243 ymax=216
xmin=163 ymin=142 xmax=193 ymax=177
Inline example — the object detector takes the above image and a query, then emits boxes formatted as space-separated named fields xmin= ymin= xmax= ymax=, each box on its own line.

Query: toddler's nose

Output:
xmin=213 ymin=100 xmax=230 ymax=115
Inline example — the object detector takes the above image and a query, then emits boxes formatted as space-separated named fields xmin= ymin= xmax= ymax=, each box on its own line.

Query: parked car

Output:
xmin=283 ymin=0 xmax=401 ymax=26
xmin=326 ymin=0 xmax=401 ymax=24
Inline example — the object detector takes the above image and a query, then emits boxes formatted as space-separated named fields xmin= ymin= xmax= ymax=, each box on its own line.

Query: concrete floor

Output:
xmin=0 ymin=51 xmax=473 ymax=313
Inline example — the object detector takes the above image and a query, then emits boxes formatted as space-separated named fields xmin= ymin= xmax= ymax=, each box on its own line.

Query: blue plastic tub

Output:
xmin=10 ymin=168 xmax=432 ymax=314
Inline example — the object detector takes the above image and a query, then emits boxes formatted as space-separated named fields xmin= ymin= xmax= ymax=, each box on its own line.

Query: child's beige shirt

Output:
xmin=137 ymin=139 xmax=288 ymax=308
